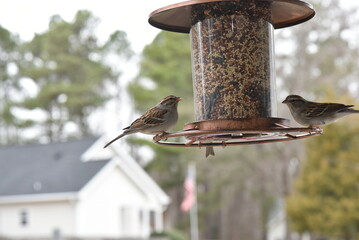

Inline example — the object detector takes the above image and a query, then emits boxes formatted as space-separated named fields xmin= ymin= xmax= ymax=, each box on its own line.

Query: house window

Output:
xmin=20 ymin=210 xmax=28 ymax=227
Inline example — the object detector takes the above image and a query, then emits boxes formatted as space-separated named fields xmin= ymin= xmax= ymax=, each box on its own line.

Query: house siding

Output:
xmin=75 ymin=165 xmax=159 ymax=239
xmin=0 ymin=201 xmax=75 ymax=238
xmin=0 ymin=137 xmax=169 ymax=239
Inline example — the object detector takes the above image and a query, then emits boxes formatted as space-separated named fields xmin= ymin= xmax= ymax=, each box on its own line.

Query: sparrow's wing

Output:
xmin=305 ymin=102 xmax=353 ymax=118
xmin=126 ymin=107 xmax=168 ymax=130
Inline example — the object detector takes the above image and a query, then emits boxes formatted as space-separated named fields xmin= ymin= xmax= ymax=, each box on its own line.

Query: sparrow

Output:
xmin=104 ymin=95 xmax=181 ymax=148
xmin=282 ymin=95 xmax=359 ymax=127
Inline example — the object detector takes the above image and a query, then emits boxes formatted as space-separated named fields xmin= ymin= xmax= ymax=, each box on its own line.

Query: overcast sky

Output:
xmin=0 ymin=0 xmax=180 ymax=53
xmin=1 ymin=0 xmax=358 ymax=53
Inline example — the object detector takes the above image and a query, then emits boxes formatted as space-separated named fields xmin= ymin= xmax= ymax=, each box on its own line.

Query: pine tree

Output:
xmin=17 ymin=10 xmax=132 ymax=141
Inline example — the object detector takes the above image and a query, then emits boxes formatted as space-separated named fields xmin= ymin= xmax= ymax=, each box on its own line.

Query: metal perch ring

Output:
xmin=153 ymin=118 xmax=322 ymax=148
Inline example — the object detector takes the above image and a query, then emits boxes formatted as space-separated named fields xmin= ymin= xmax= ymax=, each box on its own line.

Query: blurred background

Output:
xmin=0 ymin=0 xmax=359 ymax=239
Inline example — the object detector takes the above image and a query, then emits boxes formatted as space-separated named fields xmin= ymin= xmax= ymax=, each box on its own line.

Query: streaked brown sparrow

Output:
xmin=104 ymin=95 xmax=181 ymax=148
xmin=282 ymin=95 xmax=359 ymax=127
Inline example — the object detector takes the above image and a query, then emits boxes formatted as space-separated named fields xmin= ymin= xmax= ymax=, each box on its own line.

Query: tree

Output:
xmin=0 ymin=25 xmax=29 ymax=144
xmin=276 ymin=0 xmax=359 ymax=99
xmin=17 ymin=10 xmax=132 ymax=141
xmin=286 ymin=112 xmax=359 ymax=239
xmin=129 ymin=31 xmax=193 ymax=120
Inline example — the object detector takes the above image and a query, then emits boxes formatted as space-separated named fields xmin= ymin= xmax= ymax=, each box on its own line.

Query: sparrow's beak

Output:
xmin=176 ymin=97 xmax=182 ymax=102
xmin=282 ymin=99 xmax=288 ymax=104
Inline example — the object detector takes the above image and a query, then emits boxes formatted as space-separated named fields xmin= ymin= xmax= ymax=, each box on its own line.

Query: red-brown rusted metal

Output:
xmin=152 ymin=118 xmax=322 ymax=148
xmin=149 ymin=0 xmax=315 ymax=33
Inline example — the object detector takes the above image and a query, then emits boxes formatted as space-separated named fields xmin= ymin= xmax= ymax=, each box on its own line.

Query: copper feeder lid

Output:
xmin=149 ymin=0 xmax=315 ymax=33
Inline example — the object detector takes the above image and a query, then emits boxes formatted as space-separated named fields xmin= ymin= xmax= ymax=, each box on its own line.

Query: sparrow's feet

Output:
xmin=153 ymin=132 xmax=169 ymax=142
xmin=310 ymin=126 xmax=323 ymax=134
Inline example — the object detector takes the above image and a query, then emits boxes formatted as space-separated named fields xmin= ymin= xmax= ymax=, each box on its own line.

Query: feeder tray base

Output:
xmin=153 ymin=118 xmax=322 ymax=147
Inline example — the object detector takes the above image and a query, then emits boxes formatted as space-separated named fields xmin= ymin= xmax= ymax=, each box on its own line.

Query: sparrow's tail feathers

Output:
xmin=103 ymin=133 xmax=126 ymax=148
xmin=205 ymin=146 xmax=215 ymax=158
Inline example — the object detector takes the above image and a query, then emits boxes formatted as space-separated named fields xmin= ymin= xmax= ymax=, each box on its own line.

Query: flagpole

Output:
xmin=189 ymin=163 xmax=199 ymax=240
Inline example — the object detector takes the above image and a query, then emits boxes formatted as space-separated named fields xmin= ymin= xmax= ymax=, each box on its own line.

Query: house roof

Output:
xmin=0 ymin=137 xmax=109 ymax=197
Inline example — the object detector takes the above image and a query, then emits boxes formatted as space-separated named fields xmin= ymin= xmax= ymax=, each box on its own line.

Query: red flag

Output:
xmin=181 ymin=165 xmax=196 ymax=212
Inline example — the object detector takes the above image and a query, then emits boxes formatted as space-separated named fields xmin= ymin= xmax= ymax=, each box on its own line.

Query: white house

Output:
xmin=0 ymin=136 xmax=170 ymax=239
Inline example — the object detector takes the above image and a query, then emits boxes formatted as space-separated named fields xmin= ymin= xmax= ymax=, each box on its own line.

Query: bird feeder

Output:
xmin=149 ymin=0 xmax=322 ymax=148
